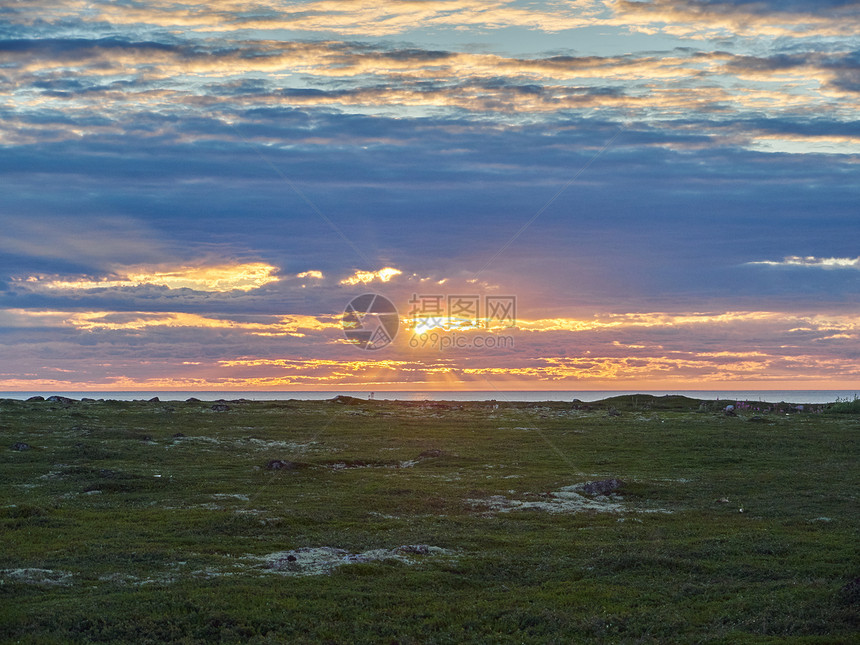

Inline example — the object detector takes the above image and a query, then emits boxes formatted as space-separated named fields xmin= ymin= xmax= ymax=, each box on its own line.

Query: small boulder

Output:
xmin=148 ymin=397 xmax=160 ymax=403
xmin=11 ymin=442 xmax=31 ymax=451
xmin=185 ymin=397 xmax=201 ymax=403
xmin=581 ymin=478 xmax=623 ymax=496
xmin=46 ymin=395 xmax=75 ymax=405
xmin=266 ymin=459 xmax=299 ymax=470
xmin=26 ymin=396 xmax=45 ymax=402
xmin=211 ymin=403 xmax=230 ymax=412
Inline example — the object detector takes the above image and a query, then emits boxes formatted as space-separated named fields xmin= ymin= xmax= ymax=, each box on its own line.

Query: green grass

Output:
xmin=828 ymin=396 xmax=860 ymax=414
xmin=0 ymin=396 xmax=857 ymax=644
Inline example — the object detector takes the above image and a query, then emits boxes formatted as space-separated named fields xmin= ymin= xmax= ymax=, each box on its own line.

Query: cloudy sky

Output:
xmin=1 ymin=0 xmax=859 ymax=391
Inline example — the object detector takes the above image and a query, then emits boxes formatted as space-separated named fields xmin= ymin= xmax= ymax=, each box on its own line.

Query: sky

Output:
xmin=1 ymin=0 xmax=859 ymax=392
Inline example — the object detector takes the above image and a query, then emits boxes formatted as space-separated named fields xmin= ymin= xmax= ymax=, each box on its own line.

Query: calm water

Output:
xmin=1 ymin=390 xmax=857 ymax=404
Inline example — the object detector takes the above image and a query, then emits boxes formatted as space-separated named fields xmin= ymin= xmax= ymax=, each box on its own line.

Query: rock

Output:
xmin=211 ymin=403 xmax=230 ymax=412
xmin=26 ymin=396 xmax=45 ymax=402
xmin=581 ymin=478 xmax=623 ymax=496
xmin=266 ymin=459 xmax=299 ymax=470
xmin=80 ymin=398 xmax=96 ymax=403
xmin=286 ymin=555 xmax=297 ymax=562
xmin=172 ymin=432 xmax=185 ymax=438
xmin=11 ymin=442 xmax=31 ymax=451
xmin=46 ymin=395 xmax=75 ymax=405
xmin=185 ymin=397 xmax=201 ymax=402
xmin=148 ymin=397 xmax=160 ymax=403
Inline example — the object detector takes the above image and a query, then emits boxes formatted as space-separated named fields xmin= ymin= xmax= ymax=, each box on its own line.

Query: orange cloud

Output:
xmin=608 ymin=0 xmax=860 ymax=40
xmin=339 ymin=267 xmax=402 ymax=285
xmin=9 ymin=0 xmax=857 ymax=40
xmin=0 ymin=309 xmax=338 ymax=337
xmin=17 ymin=262 xmax=280 ymax=292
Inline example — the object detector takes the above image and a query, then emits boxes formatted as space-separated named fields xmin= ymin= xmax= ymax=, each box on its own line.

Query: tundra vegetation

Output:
xmin=1 ymin=395 xmax=857 ymax=643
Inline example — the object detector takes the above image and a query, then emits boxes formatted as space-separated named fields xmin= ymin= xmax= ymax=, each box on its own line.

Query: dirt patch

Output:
xmin=469 ymin=482 xmax=673 ymax=515
xmin=323 ymin=459 xmax=418 ymax=470
xmin=0 ymin=568 xmax=74 ymax=586
xmin=168 ymin=436 xmax=318 ymax=453
xmin=469 ymin=489 xmax=624 ymax=514
xmin=253 ymin=545 xmax=452 ymax=576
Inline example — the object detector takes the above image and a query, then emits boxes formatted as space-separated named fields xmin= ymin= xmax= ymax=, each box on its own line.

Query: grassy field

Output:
xmin=1 ymin=395 xmax=857 ymax=644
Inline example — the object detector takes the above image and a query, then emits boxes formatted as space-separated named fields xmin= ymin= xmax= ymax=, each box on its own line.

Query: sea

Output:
xmin=1 ymin=390 xmax=857 ymax=404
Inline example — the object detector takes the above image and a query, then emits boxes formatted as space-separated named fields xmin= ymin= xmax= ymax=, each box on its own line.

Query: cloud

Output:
xmin=18 ymin=262 xmax=281 ymax=293
xmin=2 ymin=0 xmax=604 ymax=37
xmin=5 ymin=0 xmax=858 ymax=41
xmin=339 ymin=267 xmax=403 ymax=285
xmin=2 ymin=305 xmax=858 ymax=390
xmin=748 ymin=256 xmax=860 ymax=269
xmin=0 ymin=215 xmax=171 ymax=268
xmin=1 ymin=38 xmax=854 ymax=142
xmin=0 ymin=308 xmax=339 ymax=336
xmin=609 ymin=0 xmax=860 ymax=40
